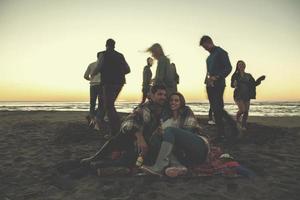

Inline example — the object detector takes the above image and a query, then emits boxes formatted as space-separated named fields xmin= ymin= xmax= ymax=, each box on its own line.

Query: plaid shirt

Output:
xmin=120 ymin=101 xmax=161 ymax=143
xmin=162 ymin=106 xmax=205 ymax=136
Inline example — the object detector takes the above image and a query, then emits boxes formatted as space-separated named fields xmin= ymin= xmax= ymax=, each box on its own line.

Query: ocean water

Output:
xmin=0 ymin=101 xmax=299 ymax=117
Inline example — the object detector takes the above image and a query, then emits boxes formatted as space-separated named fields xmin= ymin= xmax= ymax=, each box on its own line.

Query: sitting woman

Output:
xmin=141 ymin=92 xmax=210 ymax=177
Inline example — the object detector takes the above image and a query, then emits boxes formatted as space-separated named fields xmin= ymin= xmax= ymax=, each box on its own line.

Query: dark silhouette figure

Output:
xmin=92 ymin=39 xmax=130 ymax=137
xmin=199 ymin=35 xmax=238 ymax=141
xmin=140 ymin=57 xmax=153 ymax=104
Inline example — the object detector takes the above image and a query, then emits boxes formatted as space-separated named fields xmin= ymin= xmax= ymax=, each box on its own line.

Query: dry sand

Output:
xmin=0 ymin=111 xmax=299 ymax=200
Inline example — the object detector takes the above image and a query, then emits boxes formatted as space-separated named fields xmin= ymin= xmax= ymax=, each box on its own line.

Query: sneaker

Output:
xmin=140 ymin=165 xmax=163 ymax=176
xmin=208 ymin=120 xmax=216 ymax=125
xmin=93 ymin=122 xmax=100 ymax=131
xmin=165 ymin=166 xmax=188 ymax=177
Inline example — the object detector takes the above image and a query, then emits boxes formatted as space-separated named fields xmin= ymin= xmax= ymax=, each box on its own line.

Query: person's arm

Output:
xmin=121 ymin=54 xmax=130 ymax=74
xmin=84 ymin=65 xmax=91 ymax=80
xmin=181 ymin=107 xmax=205 ymax=135
xmin=255 ymin=75 xmax=266 ymax=86
xmin=230 ymin=73 xmax=237 ymax=88
xmin=218 ymin=51 xmax=232 ymax=78
xmin=91 ymin=53 xmax=104 ymax=77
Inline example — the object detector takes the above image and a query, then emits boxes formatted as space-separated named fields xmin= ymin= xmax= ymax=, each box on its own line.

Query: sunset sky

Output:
xmin=0 ymin=0 xmax=299 ymax=102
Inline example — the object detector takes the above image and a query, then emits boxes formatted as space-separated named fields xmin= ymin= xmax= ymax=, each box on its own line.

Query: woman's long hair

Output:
xmin=234 ymin=60 xmax=246 ymax=77
xmin=168 ymin=92 xmax=186 ymax=112
xmin=146 ymin=43 xmax=165 ymax=59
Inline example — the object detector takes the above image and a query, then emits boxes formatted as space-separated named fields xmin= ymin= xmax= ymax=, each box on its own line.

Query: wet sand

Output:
xmin=0 ymin=111 xmax=299 ymax=200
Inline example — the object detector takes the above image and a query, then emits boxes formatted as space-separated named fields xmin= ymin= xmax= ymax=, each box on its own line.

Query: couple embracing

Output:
xmin=82 ymin=84 xmax=210 ymax=177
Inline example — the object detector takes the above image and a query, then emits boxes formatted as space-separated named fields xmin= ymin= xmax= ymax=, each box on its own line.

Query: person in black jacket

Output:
xmin=92 ymin=39 xmax=131 ymax=137
xmin=231 ymin=60 xmax=265 ymax=130
xmin=140 ymin=57 xmax=153 ymax=105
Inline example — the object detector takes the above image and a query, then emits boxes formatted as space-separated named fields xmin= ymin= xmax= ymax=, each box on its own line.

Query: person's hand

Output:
xmin=155 ymin=126 xmax=163 ymax=136
xmin=256 ymin=75 xmax=266 ymax=84
xmin=259 ymin=75 xmax=266 ymax=81
xmin=209 ymin=76 xmax=218 ymax=81
xmin=207 ymin=77 xmax=215 ymax=87
xmin=136 ymin=134 xmax=148 ymax=156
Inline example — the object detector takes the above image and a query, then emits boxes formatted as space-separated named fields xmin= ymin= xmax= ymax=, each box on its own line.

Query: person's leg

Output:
xmin=95 ymin=84 xmax=102 ymax=114
xmin=215 ymin=85 xmax=239 ymax=139
xmin=140 ymin=87 xmax=148 ymax=105
xmin=103 ymin=84 xmax=123 ymax=136
xmin=94 ymin=85 xmax=107 ymax=131
xmin=235 ymin=100 xmax=245 ymax=123
xmin=242 ymin=100 xmax=250 ymax=129
xmin=163 ymin=127 xmax=207 ymax=165
xmin=208 ymin=107 xmax=213 ymax=121
xmin=208 ymin=107 xmax=216 ymax=125
xmin=207 ymin=86 xmax=224 ymax=138
xmin=143 ymin=134 xmax=162 ymax=165
xmin=90 ymin=85 xmax=98 ymax=117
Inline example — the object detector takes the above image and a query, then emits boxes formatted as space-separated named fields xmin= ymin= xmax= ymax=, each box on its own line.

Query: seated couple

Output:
xmin=82 ymin=85 xmax=210 ymax=177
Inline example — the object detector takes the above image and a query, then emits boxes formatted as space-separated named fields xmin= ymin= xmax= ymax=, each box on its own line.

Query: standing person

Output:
xmin=84 ymin=52 xmax=102 ymax=127
xmin=170 ymin=63 xmax=180 ymax=92
xmin=92 ymin=39 xmax=131 ymax=137
xmin=147 ymin=43 xmax=177 ymax=97
xmin=199 ymin=35 xmax=238 ymax=142
xmin=231 ymin=60 xmax=266 ymax=130
xmin=140 ymin=57 xmax=153 ymax=105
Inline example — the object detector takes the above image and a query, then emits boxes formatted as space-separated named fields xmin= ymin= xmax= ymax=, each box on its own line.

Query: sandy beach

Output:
xmin=0 ymin=111 xmax=299 ymax=200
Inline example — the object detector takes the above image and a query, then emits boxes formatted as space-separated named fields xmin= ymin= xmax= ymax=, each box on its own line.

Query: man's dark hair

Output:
xmin=146 ymin=57 xmax=152 ymax=65
xmin=151 ymin=84 xmax=166 ymax=94
xmin=97 ymin=52 xmax=102 ymax=59
xmin=199 ymin=35 xmax=213 ymax=45
xmin=106 ymin=38 xmax=115 ymax=48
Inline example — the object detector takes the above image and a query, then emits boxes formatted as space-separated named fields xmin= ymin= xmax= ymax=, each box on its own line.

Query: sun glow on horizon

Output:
xmin=0 ymin=0 xmax=299 ymax=102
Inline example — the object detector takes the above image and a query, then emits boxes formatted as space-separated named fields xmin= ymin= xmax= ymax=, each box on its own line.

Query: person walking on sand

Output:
xmin=231 ymin=60 xmax=265 ymax=130
xmin=199 ymin=35 xmax=239 ymax=142
xmin=140 ymin=57 xmax=154 ymax=105
xmin=84 ymin=52 xmax=103 ymax=127
xmin=147 ymin=43 xmax=177 ymax=97
xmin=92 ymin=39 xmax=130 ymax=137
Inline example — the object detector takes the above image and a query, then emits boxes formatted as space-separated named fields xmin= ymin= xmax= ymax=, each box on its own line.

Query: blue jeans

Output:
xmin=163 ymin=127 xmax=208 ymax=166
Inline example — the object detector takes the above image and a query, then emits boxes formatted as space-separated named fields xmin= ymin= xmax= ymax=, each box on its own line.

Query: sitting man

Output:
xmin=81 ymin=84 xmax=167 ymax=167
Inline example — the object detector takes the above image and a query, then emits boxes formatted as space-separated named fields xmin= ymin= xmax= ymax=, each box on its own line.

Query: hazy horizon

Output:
xmin=1 ymin=0 xmax=299 ymax=102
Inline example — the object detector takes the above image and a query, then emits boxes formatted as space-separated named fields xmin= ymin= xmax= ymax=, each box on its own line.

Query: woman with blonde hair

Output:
xmin=147 ymin=43 xmax=177 ymax=97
